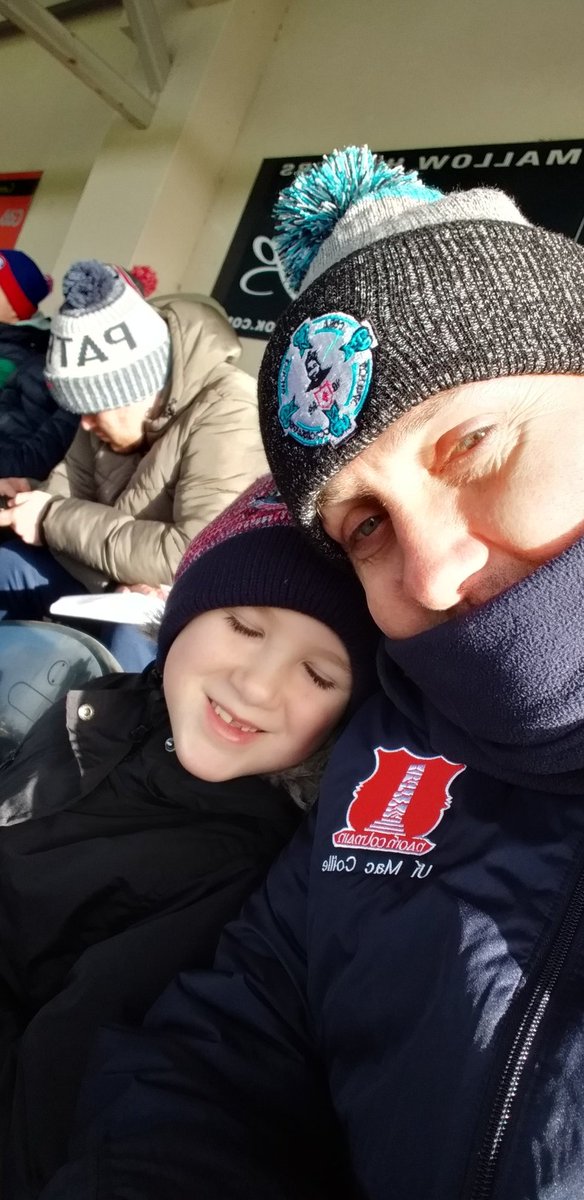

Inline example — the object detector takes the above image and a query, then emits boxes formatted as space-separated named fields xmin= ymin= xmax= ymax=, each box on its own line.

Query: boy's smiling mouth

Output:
xmin=208 ymin=698 xmax=263 ymax=736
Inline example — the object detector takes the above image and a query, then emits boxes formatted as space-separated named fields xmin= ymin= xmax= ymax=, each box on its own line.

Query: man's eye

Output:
xmin=352 ymin=514 xmax=384 ymax=542
xmin=450 ymin=427 xmax=492 ymax=457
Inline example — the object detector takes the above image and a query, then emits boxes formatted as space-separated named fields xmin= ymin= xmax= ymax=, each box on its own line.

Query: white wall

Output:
xmin=182 ymin=0 xmax=584 ymax=377
xmin=0 ymin=7 xmax=134 ymax=281
xmin=0 ymin=0 xmax=287 ymax=309
xmin=51 ymin=0 xmax=288 ymax=299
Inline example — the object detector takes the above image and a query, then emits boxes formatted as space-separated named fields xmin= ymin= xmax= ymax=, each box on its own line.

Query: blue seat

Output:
xmin=0 ymin=620 xmax=122 ymax=761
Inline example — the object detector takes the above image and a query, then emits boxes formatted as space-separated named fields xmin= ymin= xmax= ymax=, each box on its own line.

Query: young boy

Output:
xmin=0 ymin=474 xmax=379 ymax=1196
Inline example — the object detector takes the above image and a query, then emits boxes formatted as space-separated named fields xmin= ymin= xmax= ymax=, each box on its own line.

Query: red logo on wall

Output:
xmin=0 ymin=173 xmax=42 ymax=250
xmin=332 ymin=747 xmax=465 ymax=856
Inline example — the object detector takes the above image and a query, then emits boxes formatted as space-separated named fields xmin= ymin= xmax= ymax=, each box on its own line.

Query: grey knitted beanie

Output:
xmin=45 ymin=260 xmax=171 ymax=414
xmin=258 ymin=146 xmax=584 ymax=552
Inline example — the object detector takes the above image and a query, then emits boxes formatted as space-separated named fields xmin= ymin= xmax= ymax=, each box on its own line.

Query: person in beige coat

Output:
xmin=0 ymin=260 xmax=267 ymax=668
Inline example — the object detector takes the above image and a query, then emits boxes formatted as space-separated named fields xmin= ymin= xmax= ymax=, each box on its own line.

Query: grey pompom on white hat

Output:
xmin=45 ymin=259 xmax=171 ymax=415
xmin=62 ymin=259 xmax=121 ymax=309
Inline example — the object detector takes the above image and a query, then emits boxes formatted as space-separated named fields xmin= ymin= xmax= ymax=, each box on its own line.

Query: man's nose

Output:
xmin=394 ymin=499 xmax=489 ymax=612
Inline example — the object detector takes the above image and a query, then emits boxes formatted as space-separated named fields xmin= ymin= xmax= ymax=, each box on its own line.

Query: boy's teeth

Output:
xmin=213 ymin=701 xmax=233 ymax=724
xmin=212 ymin=701 xmax=258 ymax=733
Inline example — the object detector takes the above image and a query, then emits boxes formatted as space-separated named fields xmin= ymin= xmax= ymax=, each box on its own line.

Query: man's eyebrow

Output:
xmin=317 ymin=390 xmax=463 ymax=509
xmin=317 ymin=476 xmax=374 ymax=510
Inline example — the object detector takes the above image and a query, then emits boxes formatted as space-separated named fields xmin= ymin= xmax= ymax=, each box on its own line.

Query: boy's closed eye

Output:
xmin=304 ymin=663 xmax=337 ymax=691
xmin=225 ymin=612 xmax=263 ymax=638
xmin=225 ymin=609 xmax=348 ymax=693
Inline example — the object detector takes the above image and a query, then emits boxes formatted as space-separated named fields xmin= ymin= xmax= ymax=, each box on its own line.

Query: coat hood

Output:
xmin=150 ymin=297 xmax=245 ymax=431
xmin=381 ymin=534 xmax=584 ymax=793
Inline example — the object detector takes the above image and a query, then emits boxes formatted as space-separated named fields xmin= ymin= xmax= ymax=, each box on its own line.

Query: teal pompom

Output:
xmin=273 ymin=146 xmax=441 ymax=294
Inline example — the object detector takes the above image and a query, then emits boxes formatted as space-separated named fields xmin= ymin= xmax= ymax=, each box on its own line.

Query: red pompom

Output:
xmin=130 ymin=264 xmax=158 ymax=298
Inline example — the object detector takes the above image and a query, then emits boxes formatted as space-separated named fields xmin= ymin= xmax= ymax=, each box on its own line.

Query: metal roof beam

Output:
xmin=122 ymin=0 xmax=170 ymax=95
xmin=0 ymin=0 xmax=155 ymax=128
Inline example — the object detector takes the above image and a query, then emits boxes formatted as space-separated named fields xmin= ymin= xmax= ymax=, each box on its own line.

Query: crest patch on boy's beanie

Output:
xmin=174 ymin=474 xmax=290 ymax=582
xmin=258 ymin=145 xmax=584 ymax=555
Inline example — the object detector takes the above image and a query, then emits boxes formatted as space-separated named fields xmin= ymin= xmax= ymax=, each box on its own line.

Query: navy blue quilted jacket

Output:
xmin=41 ymin=666 xmax=584 ymax=1200
xmin=0 ymin=322 xmax=78 ymax=479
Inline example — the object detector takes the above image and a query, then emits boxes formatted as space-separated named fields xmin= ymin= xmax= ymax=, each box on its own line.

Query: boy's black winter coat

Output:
xmin=0 ymin=667 xmax=299 ymax=1196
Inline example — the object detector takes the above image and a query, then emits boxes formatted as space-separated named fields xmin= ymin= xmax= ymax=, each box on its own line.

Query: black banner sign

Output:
xmin=212 ymin=139 xmax=584 ymax=340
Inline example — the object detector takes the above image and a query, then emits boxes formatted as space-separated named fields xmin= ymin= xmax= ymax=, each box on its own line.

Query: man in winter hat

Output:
xmin=0 ymin=259 xmax=267 ymax=669
xmin=0 ymin=261 xmax=156 ymax=481
xmin=39 ymin=150 xmax=584 ymax=1200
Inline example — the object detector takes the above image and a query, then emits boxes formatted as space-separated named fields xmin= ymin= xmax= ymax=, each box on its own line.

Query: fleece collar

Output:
xmin=381 ymin=535 xmax=584 ymax=793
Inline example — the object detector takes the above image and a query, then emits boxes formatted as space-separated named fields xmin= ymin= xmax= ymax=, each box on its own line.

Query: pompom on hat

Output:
xmin=128 ymin=264 xmax=158 ymax=298
xmin=157 ymin=474 xmax=380 ymax=712
xmin=45 ymin=259 xmax=170 ymax=414
xmin=0 ymin=249 xmax=52 ymax=319
xmin=258 ymin=145 xmax=584 ymax=554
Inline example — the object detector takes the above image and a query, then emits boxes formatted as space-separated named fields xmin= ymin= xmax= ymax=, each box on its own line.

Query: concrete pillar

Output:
xmin=52 ymin=0 xmax=288 ymax=298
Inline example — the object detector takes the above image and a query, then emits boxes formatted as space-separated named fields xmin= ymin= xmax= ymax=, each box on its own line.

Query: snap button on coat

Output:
xmin=77 ymin=704 xmax=94 ymax=721
xmin=129 ymin=724 xmax=148 ymax=742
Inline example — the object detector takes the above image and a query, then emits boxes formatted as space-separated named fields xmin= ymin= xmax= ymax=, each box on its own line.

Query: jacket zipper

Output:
xmin=467 ymin=863 xmax=584 ymax=1200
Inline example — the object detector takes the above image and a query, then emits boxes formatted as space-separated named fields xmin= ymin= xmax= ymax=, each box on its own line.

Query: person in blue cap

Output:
xmin=0 ymin=249 xmax=78 ymax=479
xmin=0 ymin=248 xmax=52 ymax=333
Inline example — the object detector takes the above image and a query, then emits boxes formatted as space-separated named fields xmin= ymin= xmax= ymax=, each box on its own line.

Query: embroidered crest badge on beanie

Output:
xmin=258 ymin=145 xmax=584 ymax=553
xmin=45 ymin=259 xmax=171 ymax=414
xmin=157 ymin=474 xmax=379 ymax=711
xmin=0 ymin=249 xmax=52 ymax=319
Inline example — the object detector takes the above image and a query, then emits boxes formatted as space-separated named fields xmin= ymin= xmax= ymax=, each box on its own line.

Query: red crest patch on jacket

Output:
xmin=333 ymin=747 xmax=465 ymax=856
